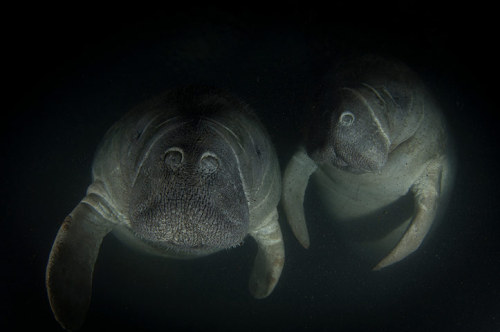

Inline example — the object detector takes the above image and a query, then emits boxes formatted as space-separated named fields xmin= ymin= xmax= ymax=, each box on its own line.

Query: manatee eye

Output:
xmin=339 ymin=111 xmax=355 ymax=126
xmin=200 ymin=152 xmax=219 ymax=174
xmin=164 ymin=148 xmax=183 ymax=170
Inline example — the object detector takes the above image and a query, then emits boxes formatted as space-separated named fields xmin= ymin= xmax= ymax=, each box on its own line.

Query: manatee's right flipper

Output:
xmin=282 ymin=148 xmax=318 ymax=248
xmin=46 ymin=197 xmax=113 ymax=330
xmin=373 ymin=157 xmax=445 ymax=270
xmin=248 ymin=209 xmax=285 ymax=299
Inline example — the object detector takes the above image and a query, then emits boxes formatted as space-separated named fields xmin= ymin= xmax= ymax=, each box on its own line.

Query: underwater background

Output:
xmin=2 ymin=2 xmax=499 ymax=331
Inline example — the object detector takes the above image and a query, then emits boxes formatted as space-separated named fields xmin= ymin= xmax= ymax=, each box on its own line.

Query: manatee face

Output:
xmin=129 ymin=119 xmax=249 ymax=254
xmin=318 ymin=87 xmax=390 ymax=173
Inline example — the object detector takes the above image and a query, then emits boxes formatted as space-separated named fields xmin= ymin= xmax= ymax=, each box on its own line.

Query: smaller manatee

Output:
xmin=46 ymin=87 xmax=284 ymax=330
xmin=283 ymin=56 xmax=454 ymax=270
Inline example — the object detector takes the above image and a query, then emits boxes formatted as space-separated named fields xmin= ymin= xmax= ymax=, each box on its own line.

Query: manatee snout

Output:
xmin=130 ymin=196 xmax=248 ymax=252
xmin=129 ymin=143 xmax=249 ymax=253
xmin=333 ymin=142 xmax=388 ymax=173
xmin=313 ymin=140 xmax=387 ymax=173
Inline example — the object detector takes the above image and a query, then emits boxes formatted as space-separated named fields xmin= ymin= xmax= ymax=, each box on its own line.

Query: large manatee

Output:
xmin=46 ymin=87 xmax=284 ymax=330
xmin=283 ymin=56 xmax=454 ymax=270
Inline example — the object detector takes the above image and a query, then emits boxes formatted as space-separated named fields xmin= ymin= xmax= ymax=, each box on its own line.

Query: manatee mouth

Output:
xmin=129 ymin=192 xmax=249 ymax=254
xmin=336 ymin=150 xmax=385 ymax=173
xmin=329 ymin=149 xmax=349 ymax=169
xmin=314 ymin=145 xmax=384 ymax=174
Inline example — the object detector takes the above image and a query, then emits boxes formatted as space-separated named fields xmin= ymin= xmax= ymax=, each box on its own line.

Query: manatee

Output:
xmin=46 ymin=87 xmax=284 ymax=330
xmin=283 ymin=56 xmax=454 ymax=270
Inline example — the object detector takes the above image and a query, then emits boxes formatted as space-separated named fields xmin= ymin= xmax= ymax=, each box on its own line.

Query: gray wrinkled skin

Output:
xmin=46 ymin=88 xmax=283 ymax=330
xmin=283 ymin=56 xmax=454 ymax=270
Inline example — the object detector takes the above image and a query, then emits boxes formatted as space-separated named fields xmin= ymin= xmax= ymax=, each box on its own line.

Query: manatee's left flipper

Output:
xmin=248 ymin=208 xmax=285 ymax=299
xmin=46 ymin=197 xmax=113 ymax=330
xmin=374 ymin=158 xmax=444 ymax=270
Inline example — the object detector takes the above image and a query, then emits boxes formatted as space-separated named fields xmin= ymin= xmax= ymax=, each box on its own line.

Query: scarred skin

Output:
xmin=46 ymin=87 xmax=284 ymax=330
xmin=283 ymin=56 xmax=454 ymax=270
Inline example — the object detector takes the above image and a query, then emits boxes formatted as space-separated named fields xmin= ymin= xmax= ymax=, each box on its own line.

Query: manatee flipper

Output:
xmin=46 ymin=198 xmax=113 ymax=330
xmin=282 ymin=148 xmax=318 ymax=248
xmin=248 ymin=209 xmax=285 ymax=298
xmin=373 ymin=158 xmax=444 ymax=270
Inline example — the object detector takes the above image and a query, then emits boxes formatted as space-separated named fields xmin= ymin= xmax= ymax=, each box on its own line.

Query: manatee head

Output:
xmin=312 ymin=85 xmax=391 ymax=173
xmin=128 ymin=119 xmax=248 ymax=255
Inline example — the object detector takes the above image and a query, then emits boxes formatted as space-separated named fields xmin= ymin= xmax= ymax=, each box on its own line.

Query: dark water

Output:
xmin=2 ymin=3 xmax=499 ymax=331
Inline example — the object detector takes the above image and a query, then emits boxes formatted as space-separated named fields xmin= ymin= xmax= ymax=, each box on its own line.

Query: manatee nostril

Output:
xmin=339 ymin=111 xmax=355 ymax=126
xmin=200 ymin=152 xmax=219 ymax=174
xmin=164 ymin=148 xmax=183 ymax=170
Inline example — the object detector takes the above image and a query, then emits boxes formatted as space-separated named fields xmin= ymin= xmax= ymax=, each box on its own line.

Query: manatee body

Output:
xmin=46 ymin=87 xmax=284 ymax=330
xmin=283 ymin=56 xmax=454 ymax=269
